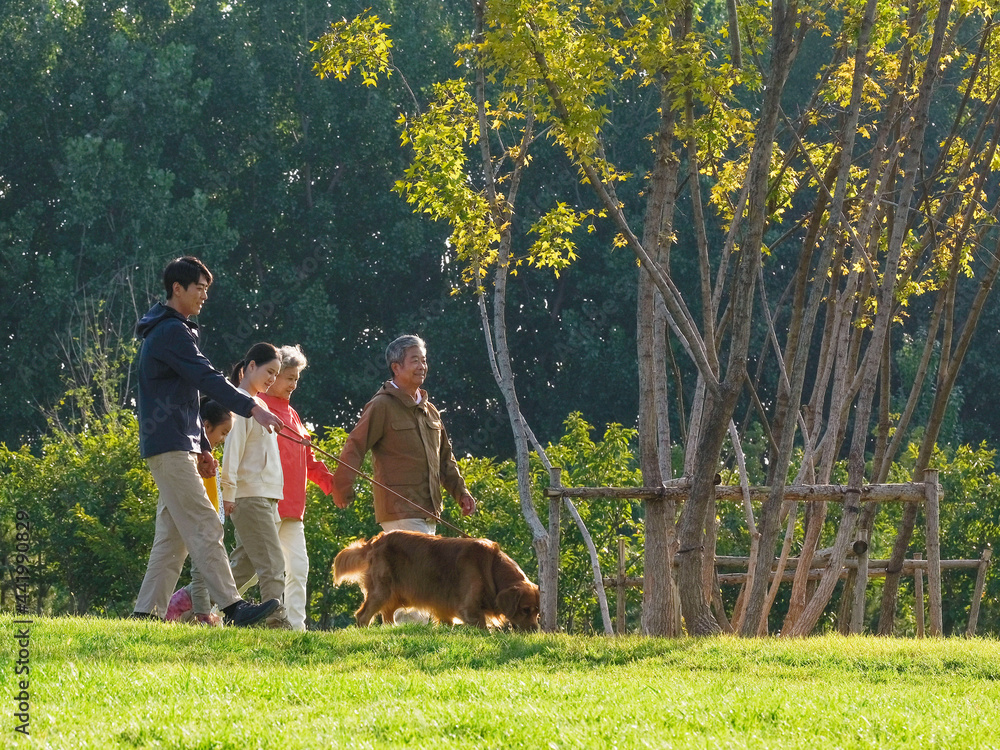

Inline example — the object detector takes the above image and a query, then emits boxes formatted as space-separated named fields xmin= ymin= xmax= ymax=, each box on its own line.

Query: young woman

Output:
xmin=222 ymin=343 xmax=291 ymax=629
xmin=259 ymin=345 xmax=335 ymax=631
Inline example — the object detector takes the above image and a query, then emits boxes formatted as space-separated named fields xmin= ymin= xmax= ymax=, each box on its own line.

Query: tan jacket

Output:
xmin=334 ymin=382 xmax=467 ymax=523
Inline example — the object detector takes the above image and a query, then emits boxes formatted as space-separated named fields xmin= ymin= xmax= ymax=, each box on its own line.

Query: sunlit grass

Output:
xmin=2 ymin=615 xmax=997 ymax=748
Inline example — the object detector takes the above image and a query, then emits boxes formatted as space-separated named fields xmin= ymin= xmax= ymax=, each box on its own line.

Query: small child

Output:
xmin=222 ymin=343 xmax=291 ymax=629
xmin=165 ymin=399 xmax=233 ymax=625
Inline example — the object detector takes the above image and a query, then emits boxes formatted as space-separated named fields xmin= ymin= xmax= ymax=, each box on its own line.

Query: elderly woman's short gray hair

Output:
xmin=276 ymin=344 xmax=308 ymax=371
xmin=385 ymin=334 xmax=426 ymax=374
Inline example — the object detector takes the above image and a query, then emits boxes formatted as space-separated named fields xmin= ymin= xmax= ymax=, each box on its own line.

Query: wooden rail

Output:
xmin=546 ymin=481 xmax=931 ymax=504
xmin=714 ymin=556 xmax=981 ymax=570
xmin=600 ymin=549 xmax=992 ymax=636
xmin=547 ymin=468 xmax=952 ymax=637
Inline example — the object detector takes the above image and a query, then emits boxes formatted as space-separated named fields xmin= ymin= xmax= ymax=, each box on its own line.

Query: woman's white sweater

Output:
xmin=220 ymin=390 xmax=284 ymax=504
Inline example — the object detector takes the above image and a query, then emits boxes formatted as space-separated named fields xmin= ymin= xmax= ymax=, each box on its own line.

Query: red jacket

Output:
xmin=259 ymin=393 xmax=334 ymax=521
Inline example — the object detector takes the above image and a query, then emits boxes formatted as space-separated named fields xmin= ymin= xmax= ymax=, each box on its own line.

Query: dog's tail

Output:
xmin=333 ymin=536 xmax=376 ymax=585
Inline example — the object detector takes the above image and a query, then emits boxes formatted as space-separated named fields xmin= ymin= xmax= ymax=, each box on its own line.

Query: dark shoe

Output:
xmin=225 ymin=599 xmax=280 ymax=628
xmin=128 ymin=611 xmax=161 ymax=621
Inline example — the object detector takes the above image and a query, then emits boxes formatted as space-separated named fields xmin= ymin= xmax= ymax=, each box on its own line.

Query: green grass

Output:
xmin=2 ymin=615 xmax=998 ymax=749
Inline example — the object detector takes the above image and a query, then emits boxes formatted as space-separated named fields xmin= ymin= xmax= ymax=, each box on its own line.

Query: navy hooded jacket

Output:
xmin=135 ymin=302 xmax=256 ymax=459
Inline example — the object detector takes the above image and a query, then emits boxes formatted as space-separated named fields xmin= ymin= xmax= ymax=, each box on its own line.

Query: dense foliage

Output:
xmin=5 ymin=2 xmax=999 ymax=461
xmin=1 ymin=400 xmax=996 ymax=634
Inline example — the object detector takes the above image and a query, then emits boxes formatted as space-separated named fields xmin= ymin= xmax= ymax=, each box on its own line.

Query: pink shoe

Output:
xmin=165 ymin=588 xmax=193 ymax=621
xmin=194 ymin=612 xmax=222 ymax=627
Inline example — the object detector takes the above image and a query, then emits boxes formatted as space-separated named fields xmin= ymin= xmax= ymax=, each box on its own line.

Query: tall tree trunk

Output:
xmin=744 ymin=0 xmax=878 ymax=635
xmin=638 ymin=83 xmax=681 ymax=636
xmin=470 ymin=4 xmax=554 ymax=628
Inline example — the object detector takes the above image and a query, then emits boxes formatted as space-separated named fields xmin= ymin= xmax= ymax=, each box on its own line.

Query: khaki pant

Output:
xmin=189 ymin=566 xmax=212 ymax=614
xmin=135 ymin=452 xmax=241 ymax=616
xmin=233 ymin=517 xmax=309 ymax=631
xmin=230 ymin=496 xmax=287 ymax=623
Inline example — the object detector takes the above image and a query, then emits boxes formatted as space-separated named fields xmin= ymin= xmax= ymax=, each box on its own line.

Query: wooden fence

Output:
xmin=544 ymin=468 xmax=980 ymax=636
xmin=603 ymin=549 xmax=992 ymax=636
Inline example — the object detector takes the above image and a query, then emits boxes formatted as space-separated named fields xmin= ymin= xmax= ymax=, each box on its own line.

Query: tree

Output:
xmin=316 ymin=0 xmax=1000 ymax=636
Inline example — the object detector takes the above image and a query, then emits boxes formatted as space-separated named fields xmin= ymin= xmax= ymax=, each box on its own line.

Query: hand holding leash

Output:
xmin=276 ymin=428 xmax=471 ymax=538
xmin=457 ymin=491 xmax=476 ymax=516
xmin=251 ymin=404 xmax=285 ymax=433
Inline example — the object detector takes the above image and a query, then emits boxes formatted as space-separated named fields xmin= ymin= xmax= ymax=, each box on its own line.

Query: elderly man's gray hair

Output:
xmin=385 ymin=334 xmax=426 ymax=373
xmin=276 ymin=344 xmax=308 ymax=371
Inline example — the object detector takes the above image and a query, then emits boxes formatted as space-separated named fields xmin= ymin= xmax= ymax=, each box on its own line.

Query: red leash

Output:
xmin=277 ymin=428 xmax=471 ymax=538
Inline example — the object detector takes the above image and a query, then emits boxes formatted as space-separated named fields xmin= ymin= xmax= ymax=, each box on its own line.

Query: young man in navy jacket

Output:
xmin=132 ymin=256 xmax=285 ymax=626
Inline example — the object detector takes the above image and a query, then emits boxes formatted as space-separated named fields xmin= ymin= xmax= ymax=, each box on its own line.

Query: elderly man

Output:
xmin=332 ymin=335 xmax=476 ymax=534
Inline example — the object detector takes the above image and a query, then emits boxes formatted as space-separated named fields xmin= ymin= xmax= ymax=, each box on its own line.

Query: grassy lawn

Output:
xmin=2 ymin=615 xmax=998 ymax=749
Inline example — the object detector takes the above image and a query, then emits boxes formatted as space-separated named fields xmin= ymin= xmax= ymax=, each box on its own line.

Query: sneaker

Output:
xmin=224 ymin=598 xmax=280 ymax=628
xmin=165 ymin=588 xmax=193 ymax=622
xmin=193 ymin=612 xmax=222 ymax=627
xmin=266 ymin=615 xmax=294 ymax=630
xmin=128 ymin=611 xmax=161 ymax=621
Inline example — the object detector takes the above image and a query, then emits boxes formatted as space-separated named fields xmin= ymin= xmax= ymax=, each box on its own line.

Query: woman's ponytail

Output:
xmin=229 ymin=359 xmax=247 ymax=386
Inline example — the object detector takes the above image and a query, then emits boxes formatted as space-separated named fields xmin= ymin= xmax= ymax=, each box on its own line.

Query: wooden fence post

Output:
xmin=924 ymin=469 xmax=943 ymax=636
xmin=966 ymin=548 xmax=992 ymax=637
xmin=849 ymin=532 xmax=870 ymax=634
xmin=545 ymin=466 xmax=563 ymax=632
xmin=913 ymin=553 xmax=924 ymax=638
xmin=617 ymin=538 xmax=627 ymax=635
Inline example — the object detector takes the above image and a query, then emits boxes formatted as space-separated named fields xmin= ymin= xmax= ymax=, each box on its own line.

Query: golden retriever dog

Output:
xmin=333 ymin=531 xmax=540 ymax=631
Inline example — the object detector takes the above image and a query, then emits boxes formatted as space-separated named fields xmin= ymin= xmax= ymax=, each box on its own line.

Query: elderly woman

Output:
xmin=255 ymin=344 xmax=334 ymax=631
